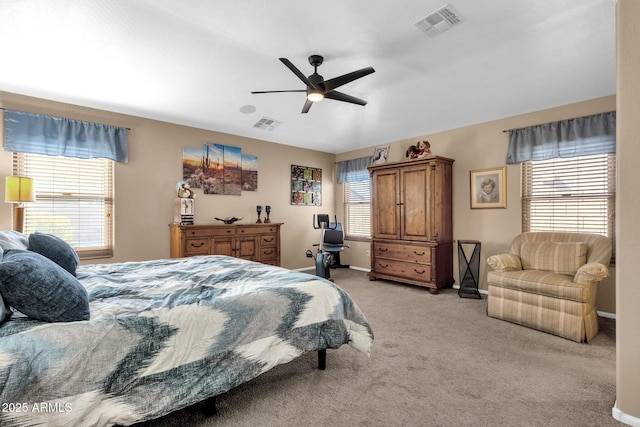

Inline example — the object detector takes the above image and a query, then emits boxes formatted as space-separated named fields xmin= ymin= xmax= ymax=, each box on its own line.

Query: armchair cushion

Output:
xmin=487 ymin=270 xmax=595 ymax=302
xmin=487 ymin=254 xmax=522 ymax=272
xmin=520 ymin=241 xmax=587 ymax=275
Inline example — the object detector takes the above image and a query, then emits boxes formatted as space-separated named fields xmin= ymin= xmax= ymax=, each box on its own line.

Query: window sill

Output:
xmin=345 ymin=236 xmax=371 ymax=243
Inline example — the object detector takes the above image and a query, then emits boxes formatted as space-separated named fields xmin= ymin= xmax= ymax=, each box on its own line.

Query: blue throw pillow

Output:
xmin=0 ymin=250 xmax=89 ymax=322
xmin=28 ymin=232 xmax=79 ymax=276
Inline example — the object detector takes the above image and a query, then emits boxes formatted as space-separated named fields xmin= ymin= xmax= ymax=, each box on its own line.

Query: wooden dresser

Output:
xmin=169 ymin=223 xmax=282 ymax=266
xmin=368 ymin=156 xmax=454 ymax=294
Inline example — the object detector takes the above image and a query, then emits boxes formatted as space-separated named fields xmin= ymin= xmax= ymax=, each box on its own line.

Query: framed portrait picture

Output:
xmin=372 ymin=145 xmax=390 ymax=164
xmin=470 ymin=166 xmax=506 ymax=209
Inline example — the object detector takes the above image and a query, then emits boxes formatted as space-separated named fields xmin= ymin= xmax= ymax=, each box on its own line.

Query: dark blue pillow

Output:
xmin=0 ymin=250 xmax=89 ymax=322
xmin=28 ymin=232 xmax=79 ymax=276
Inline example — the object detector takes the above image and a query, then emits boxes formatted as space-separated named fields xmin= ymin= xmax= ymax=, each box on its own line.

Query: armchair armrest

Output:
xmin=487 ymin=254 xmax=522 ymax=272
xmin=574 ymin=262 xmax=609 ymax=285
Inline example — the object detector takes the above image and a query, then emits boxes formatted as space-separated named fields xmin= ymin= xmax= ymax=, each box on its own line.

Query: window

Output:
xmin=343 ymin=180 xmax=371 ymax=240
xmin=13 ymin=153 xmax=114 ymax=259
xmin=522 ymin=153 xmax=616 ymax=262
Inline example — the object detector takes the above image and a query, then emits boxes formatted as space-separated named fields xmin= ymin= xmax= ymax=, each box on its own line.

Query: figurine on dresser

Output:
xmin=174 ymin=181 xmax=195 ymax=225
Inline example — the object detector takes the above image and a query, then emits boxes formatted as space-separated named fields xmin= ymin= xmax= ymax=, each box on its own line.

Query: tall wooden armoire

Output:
xmin=368 ymin=156 xmax=454 ymax=294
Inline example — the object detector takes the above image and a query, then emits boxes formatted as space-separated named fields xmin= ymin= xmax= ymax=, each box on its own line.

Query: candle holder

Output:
xmin=264 ymin=205 xmax=271 ymax=223
xmin=256 ymin=205 xmax=262 ymax=223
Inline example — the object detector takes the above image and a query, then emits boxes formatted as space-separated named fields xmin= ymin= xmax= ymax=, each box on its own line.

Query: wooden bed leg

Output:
xmin=318 ymin=349 xmax=326 ymax=370
xmin=200 ymin=396 xmax=218 ymax=416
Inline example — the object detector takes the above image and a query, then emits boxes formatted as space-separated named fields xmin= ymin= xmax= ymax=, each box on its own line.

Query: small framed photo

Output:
xmin=372 ymin=145 xmax=390 ymax=164
xmin=470 ymin=166 xmax=506 ymax=209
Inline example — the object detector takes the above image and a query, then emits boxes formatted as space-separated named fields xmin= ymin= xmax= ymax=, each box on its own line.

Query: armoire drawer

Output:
xmin=372 ymin=259 xmax=432 ymax=283
xmin=373 ymin=241 xmax=431 ymax=263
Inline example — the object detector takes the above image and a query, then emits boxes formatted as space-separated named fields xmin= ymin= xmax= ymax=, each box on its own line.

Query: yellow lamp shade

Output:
xmin=5 ymin=176 xmax=36 ymax=204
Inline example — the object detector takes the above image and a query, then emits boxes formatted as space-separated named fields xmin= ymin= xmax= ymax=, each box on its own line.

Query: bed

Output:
xmin=0 ymin=250 xmax=373 ymax=427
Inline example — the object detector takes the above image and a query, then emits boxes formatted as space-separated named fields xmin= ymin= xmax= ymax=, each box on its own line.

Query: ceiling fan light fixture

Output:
xmin=307 ymin=89 xmax=324 ymax=102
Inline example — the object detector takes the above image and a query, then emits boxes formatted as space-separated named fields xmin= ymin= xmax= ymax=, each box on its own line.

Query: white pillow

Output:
xmin=0 ymin=230 xmax=29 ymax=251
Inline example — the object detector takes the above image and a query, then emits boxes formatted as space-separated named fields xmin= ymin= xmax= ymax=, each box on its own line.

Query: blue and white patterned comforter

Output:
xmin=0 ymin=255 xmax=373 ymax=426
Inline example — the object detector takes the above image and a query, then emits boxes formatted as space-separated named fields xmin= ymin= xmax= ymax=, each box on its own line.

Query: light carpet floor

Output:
xmin=137 ymin=268 xmax=619 ymax=427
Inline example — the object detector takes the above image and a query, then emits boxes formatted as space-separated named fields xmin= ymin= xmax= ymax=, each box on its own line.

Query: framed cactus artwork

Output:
xmin=182 ymin=144 xmax=258 ymax=196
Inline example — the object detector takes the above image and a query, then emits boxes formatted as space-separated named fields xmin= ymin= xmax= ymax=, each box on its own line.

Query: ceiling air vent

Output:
xmin=253 ymin=117 xmax=281 ymax=131
xmin=414 ymin=3 xmax=465 ymax=37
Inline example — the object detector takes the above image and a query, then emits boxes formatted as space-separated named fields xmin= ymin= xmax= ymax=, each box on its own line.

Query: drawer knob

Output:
xmin=414 ymin=251 xmax=425 ymax=256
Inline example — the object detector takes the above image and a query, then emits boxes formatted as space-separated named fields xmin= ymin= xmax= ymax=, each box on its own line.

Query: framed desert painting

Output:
xmin=470 ymin=166 xmax=506 ymax=209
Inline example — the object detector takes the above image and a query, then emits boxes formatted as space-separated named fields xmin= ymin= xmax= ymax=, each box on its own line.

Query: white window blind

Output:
xmin=522 ymin=153 xmax=615 ymax=262
xmin=343 ymin=180 xmax=371 ymax=239
xmin=13 ymin=153 xmax=114 ymax=259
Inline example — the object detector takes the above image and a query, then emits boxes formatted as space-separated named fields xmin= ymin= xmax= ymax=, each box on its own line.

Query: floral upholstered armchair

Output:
xmin=486 ymin=232 xmax=612 ymax=343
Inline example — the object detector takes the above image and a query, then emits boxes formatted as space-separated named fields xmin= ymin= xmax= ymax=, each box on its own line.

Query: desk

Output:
xmin=458 ymin=240 xmax=481 ymax=299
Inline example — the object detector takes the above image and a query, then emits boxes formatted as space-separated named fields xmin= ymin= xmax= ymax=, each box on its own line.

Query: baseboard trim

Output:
xmin=597 ymin=310 xmax=616 ymax=320
xmin=613 ymin=401 xmax=640 ymax=427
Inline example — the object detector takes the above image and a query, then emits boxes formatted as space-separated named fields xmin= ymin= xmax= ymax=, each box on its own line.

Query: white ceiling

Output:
xmin=0 ymin=0 xmax=616 ymax=154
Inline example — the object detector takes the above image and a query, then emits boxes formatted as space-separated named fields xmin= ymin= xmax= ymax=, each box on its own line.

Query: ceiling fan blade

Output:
xmin=301 ymin=99 xmax=313 ymax=114
xmin=279 ymin=58 xmax=319 ymax=89
xmin=324 ymin=91 xmax=367 ymax=106
xmin=323 ymin=67 xmax=375 ymax=92
xmin=251 ymin=90 xmax=306 ymax=94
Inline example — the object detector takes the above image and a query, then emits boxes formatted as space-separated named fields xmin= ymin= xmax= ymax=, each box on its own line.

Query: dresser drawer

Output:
xmin=259 ymin=247 xmax=278 ymax=260
xmin=184 ymin=238 xmax=210 ymax=255
xmin=372 ymin=259 xmax=432 ymax=283
xmin=187 ymin=228 xmax=235 ymax=237
xmin=373 ymin=241 xmax=431 ymax=263
xmin=239 ymin=226 xmax=279 ymax=236
xmin=260 ymin=234 xmax=277 ymax=247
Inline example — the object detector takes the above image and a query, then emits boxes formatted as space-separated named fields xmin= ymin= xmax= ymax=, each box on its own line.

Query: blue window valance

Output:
xmin=3 ymin=109 xmax=128 ymax=163
xmin=506 ymin=111 xmax=616 ymax=164
xmin=337 ymin=156 xmax=373 ymax=183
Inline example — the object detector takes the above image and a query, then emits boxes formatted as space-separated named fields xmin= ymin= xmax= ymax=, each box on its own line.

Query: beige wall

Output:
xmin=337 ymin=95 xmax=617 ymax=314
xmin=0 ymin=91 xmax=335 ymax=270
xmin=615 ymin=0 xmax=640 ymax=424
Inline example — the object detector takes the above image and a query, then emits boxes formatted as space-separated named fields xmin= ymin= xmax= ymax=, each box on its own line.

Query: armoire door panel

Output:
xmin=401 ymin=166 xmax=430 ymax=241
xmin=372 ymin=170 xmax=400 ymax=239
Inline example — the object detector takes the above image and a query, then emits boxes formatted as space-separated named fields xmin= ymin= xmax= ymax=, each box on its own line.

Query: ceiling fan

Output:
xmin=251 ymin=55 xmax=375 ymax=113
